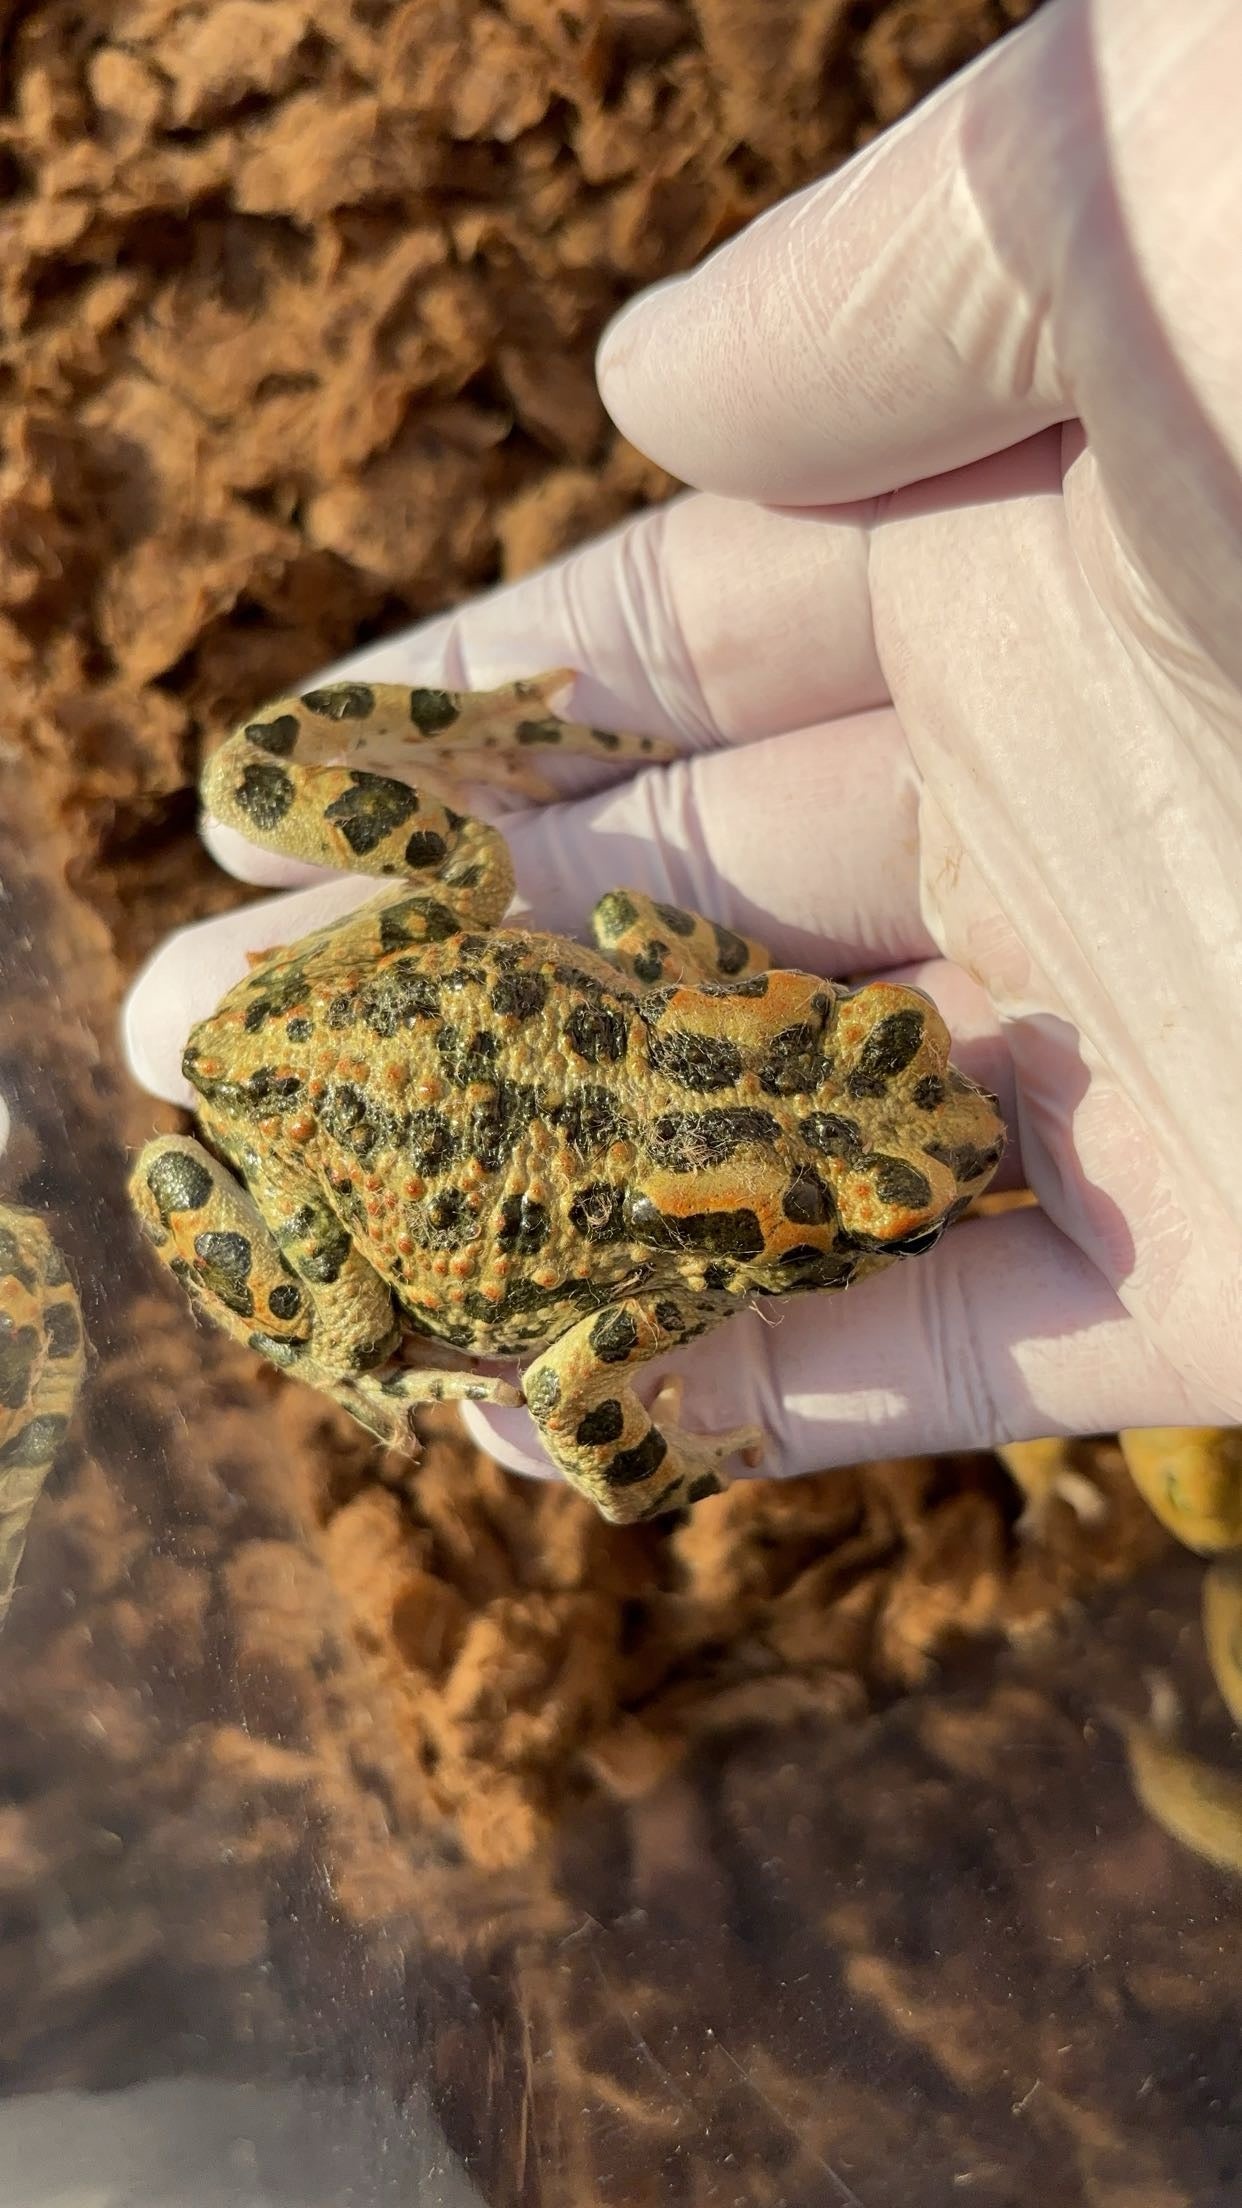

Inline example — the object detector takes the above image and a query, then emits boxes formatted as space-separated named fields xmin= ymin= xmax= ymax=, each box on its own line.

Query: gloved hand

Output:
xmin=124 ymin=0 xmax=1242 ymax=1487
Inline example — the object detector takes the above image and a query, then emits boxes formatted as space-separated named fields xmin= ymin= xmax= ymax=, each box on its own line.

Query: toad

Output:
xmin=130 ymin=674 xmax=1005 ymax=1522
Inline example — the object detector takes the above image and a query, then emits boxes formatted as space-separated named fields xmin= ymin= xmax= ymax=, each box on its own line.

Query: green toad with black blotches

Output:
xmin=129 ymin=671 xmax=1006 ymax=1525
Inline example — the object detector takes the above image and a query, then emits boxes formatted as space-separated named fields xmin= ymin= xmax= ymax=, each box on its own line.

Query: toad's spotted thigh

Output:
xmin=130 ymin=672 xmax=1006 ymax=1523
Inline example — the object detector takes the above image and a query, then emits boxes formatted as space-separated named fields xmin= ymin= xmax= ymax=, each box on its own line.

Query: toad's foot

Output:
xmin=336 ymin=1361 xmax=523 ymax=1456
xmin=647 ymin=1375 xmax=765 ymax=1495
xmin=523 ymin=1296 xmax=761 ymax=1525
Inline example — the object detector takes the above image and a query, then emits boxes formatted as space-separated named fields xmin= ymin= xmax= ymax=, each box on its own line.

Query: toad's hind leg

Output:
xmin=203 ymin=721 xmax=514 ymax=932
xmin=132 ymin=1131 xmax=333 ymax=1370
xmin=130 ymin=1137 xmax=517 ymax=1451
xmin=201 ymin=674 xmax=676 ymax=921
xmin=217 ymin=672 xmax=672 ymax=801
xmin=523 ymin=1291 xmax=762 ymax=1525
xmin=590 ymin=889 xmax=773 ymax=987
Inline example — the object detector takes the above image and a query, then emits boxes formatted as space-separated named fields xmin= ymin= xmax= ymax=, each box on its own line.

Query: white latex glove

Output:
xmin=124 ymin=0 xmax=1241 ymax=1489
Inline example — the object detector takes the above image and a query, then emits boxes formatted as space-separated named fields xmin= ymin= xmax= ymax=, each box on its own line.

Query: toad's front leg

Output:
xmin=523 ymin=1292 xmax=762 ymax=1524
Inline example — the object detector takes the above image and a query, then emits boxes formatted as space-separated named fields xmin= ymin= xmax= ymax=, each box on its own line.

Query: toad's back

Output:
xmin=184 ymin=908 xmax=671 ymax=1358
xmin=135 ymin=671 xmax=1006 ymax=1522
